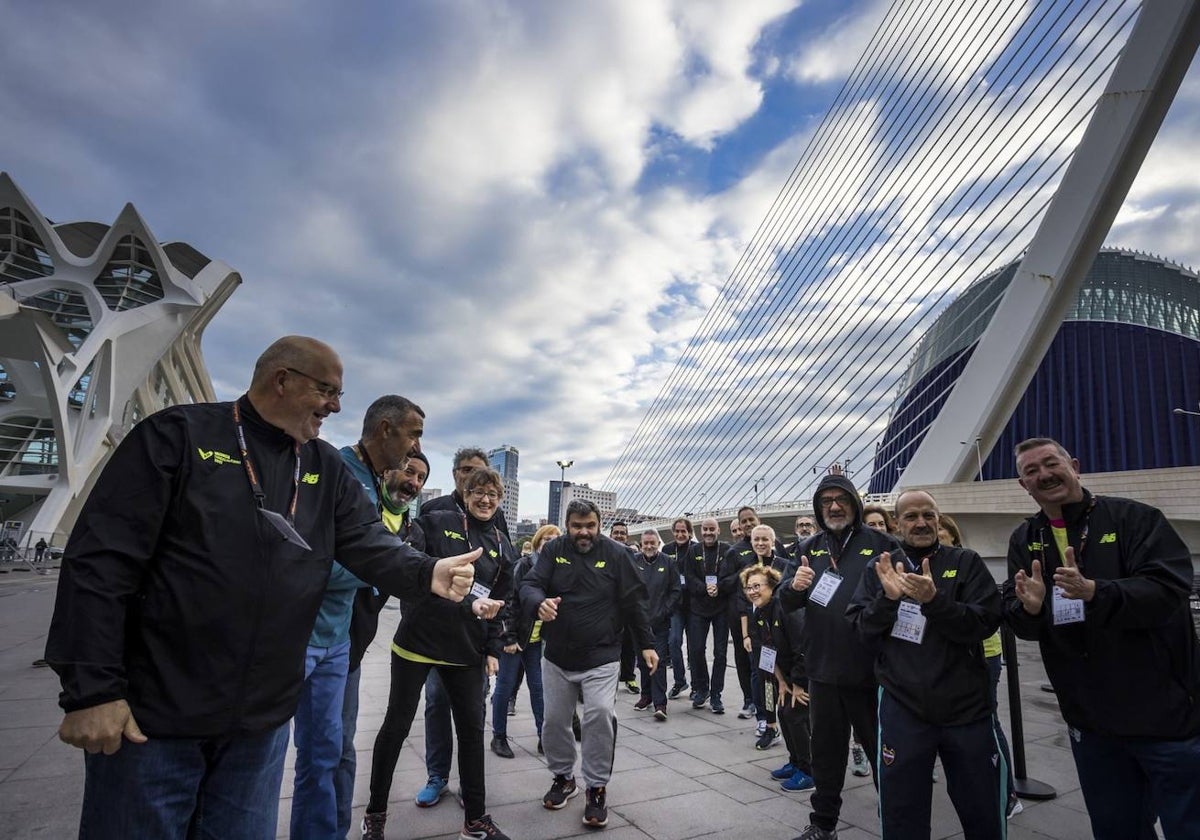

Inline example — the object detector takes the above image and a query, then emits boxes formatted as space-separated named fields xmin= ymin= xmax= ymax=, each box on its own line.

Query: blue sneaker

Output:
xmin=781 ymin=769 xmax=815 ymax=792
xmin=416 ymin=775 xmax=448 ymax=807
xmin=770 ymin=762 xmax=797 ymax=780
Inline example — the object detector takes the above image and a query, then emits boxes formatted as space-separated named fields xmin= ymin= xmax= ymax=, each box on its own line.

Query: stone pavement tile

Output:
xmin=4 ymin=731 xmax=78 ymax=781
xmin=0 ymin=725 xmax=58 ymax=771
xmin=696 ymin=766 xmax=777 ymax=804
xmin=612 ymin=743 xmax=662 ymax=773
xmin=1051 ymin=787 xmax=1090 ymax=815
xmin=1011 ymin=740 xmax=1084 ymax=795
xmin=616 ymin=788 xmax=779 ymax=840
xmin=0 ymin=804 xmax=76 ymax=839
xmin=0 ymin=772 xmax=83 ymax=815
xmin=649 ymin=747 xmax=724 ymax=778
xmin=751 ymin=786 xmax=817 ymax=832
xmin=0 ymin=698 xmax=61 ymax=730
xmin=601 ymin=765 xmax=707 ymax=805
xmin=1010 ymin=800 xmax=1099 ymax=839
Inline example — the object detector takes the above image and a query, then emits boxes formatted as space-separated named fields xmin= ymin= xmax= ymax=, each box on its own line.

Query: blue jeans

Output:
xmin=291 ymin=640 xmax=350 ymax=840
xmin=1069 ymin=727 xmax=1200 ymax=840
xmin=669 ymin=608 xmax=688 ymax=687
xmin=491 ymin=642 xmax=544 ymax=738
xmin=424 ymin=670 xmax=453 ymax=779
xmin=80 ymin=723 xmax=289 ymax=839
xmin=335 ymin=665 xmax=361 ymax=839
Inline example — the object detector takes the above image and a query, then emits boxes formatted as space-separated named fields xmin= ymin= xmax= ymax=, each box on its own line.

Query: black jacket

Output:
xmin=684 ymin=540 xmax=738 ymax=618
xmin=1002 ymin=490 xmax=1199 ymax=738
xmin=636 ymin=550 xmax=682 ymax=629
xmin=776 ymin=608 xmax=809 ymax=688
xmin=849 ymin=543 xmax=1000 ymax=726
xmin=662 ymin=540 xmax=694 ymax=614
xmin=422 ymin=490 xmax=511 ymax=539
xmin=780 ymin=474 xmax=905 ymax=687
xmin=401 ymin=509 xmax=513 ymax=663
xmin=520 ymin=534 xmax=653 ymax=672
xmin=349 ymin=516 xmax=425 ymax=670
xmin=45 ymin=397 xmax=437 ymax=737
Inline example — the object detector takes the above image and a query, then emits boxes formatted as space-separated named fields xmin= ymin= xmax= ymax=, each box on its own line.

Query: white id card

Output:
xmin=759 ymin=645 xmax=778 ymax=673
xmin=679 ymin=573 xmax=686 ymax=585
xmin=809 ymin=570 xmax=843 ymax=607
xmin=470 ymin=581 xmax=492 ymax=600
xmin=890 ymin=600 xmax=927 ymax=644
xmin=705 ymin=575 xmax=718 ymax=587
xmin=1052 ymin=586 xmax=1085 ymax=625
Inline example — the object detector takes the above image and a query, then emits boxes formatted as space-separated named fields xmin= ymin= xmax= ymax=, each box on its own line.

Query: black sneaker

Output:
xmin=583 ymin=786 xmax=608 ymax=827
xmin=691 ymin=690 xmax=709 ymax=709
xmin=460 ymin=814 xmax=510 ymax=840
xmin=623 ymin=679 xmax=640 ymax=694
xmin=710 ymin=697 xmax=725 ymax=714
xmin=654 ymin=705 xmax=667 ymax=721
xmin=794 ymin=825 xmax=838 ymax=840
xmin=361 ymin=810 xmax=387 ymax=840
xmin=668 ymin=682 xmax=688 ymax=699
xmin=543 ymin=775 xmax=578 ymax=810
xmin=633 ymin=696 xmax=652 ymax=711
xmin=490 ymin=735 xmax=514 ymax=759
xmin=755 ymin=727 xmax=780 ymax=750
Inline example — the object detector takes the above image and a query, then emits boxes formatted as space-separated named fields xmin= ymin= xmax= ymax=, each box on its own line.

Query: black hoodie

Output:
xmin=780 ymin=474 xmax=905 ymax=687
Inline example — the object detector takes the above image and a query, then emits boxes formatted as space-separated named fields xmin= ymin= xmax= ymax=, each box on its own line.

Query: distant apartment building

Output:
xmin=559 ymin=483 xmax=617 ymax=527
xmin=487 ymin=444 xmax=519 ymax=524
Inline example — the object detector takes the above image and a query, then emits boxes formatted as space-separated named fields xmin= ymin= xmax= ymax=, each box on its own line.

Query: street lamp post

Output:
xmin=960 ymin=436 xmax=984 ymax=482
xmin=555 ymin=459 xmax=574 ymax=526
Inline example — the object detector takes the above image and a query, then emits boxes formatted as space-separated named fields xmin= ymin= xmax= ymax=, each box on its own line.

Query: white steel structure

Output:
xmin=0 ymin=173 xmax=239 ymax=547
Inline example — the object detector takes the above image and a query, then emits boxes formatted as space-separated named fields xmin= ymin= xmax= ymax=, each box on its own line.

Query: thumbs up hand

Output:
xmin=791 ymin=555 xmax=814 ymax=591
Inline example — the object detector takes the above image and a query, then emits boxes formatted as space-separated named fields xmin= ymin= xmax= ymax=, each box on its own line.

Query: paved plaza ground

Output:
xmin=1 ymin=564 xmax=1108 ymax=839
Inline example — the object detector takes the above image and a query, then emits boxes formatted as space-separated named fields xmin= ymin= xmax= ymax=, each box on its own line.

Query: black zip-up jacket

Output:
xmin=663 ymin=540 xmax=694 ymax=614
xmin=849 ymin=543 xmax=1000 ymax=726
xmin=520 ymin=534 xmax=653 ymax=672
xmin=684 ymin=540 xmax=737 ymax=618
xmin=775 ymin=608 xmax=809 ymax=688
xmin=780 ymin=474 xmax=905 ymax=687
xmin=747 ymin=597 xmax=784 ymax=662
xmin=422 ymin=490 xmax=510 ymax=539
xmin=349 ymin=517 xmax=425 ymax=671
xmin=402 ymin=509 xmax=513 ymax=663
xmin=636 ymin=550 xmax=682 ymax=629
xmin=45 ymin=397 xmax=438 ymax=737
xmin=1003 ymin=490 xmax=1200 ymax=739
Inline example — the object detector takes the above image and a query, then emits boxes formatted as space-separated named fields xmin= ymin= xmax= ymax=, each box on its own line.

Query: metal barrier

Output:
xmin=1001 ymin=624 xmax=1057 ymax=801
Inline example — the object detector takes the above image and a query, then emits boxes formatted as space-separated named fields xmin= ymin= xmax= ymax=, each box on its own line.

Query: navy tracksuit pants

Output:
xmin=877 ymin=690 xmax=1005 ymax=840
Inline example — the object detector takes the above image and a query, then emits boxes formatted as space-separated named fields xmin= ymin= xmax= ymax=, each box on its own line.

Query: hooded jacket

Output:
xmin=848 ymin=542 xmax=1000 ymax=726
xmin=780 ymin=474 xmax=905 ymax=687
xmin=1002 ymin=489 xmax=1199 ymax=739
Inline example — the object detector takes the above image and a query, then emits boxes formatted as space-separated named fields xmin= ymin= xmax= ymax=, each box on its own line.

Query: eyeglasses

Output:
xmin=743 ymin=582 xmax=765 ymax=592
xmin=286 ymin=368 xmax=343 ymax=400
xmin=468 ymin=489 xmax=501 ymax=502
xmin=818 ymin=494 xmax=854 ymax=509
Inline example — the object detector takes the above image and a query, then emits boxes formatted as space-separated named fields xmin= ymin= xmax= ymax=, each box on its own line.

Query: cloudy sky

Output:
xmin=3 ymin=0 xmax=1196 ymax=520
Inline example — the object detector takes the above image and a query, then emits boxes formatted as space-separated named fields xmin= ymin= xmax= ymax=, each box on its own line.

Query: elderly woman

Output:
xmin=363 ymin=468 xmax=514 ymax=840
xmin=490 ymin=523 xmax=560 ymax=759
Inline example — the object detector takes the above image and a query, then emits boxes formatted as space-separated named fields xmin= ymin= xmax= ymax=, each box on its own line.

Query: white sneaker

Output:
xmin=1006 ymin=798 xmax=1024 ymax=819
xmin=850 ymin=744 xmax=870 ymax=777
xmin=755 ymin=720 xmax=767 ymax=736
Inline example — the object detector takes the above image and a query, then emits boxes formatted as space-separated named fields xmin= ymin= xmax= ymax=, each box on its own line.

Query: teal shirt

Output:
xmin=306 ymin=447 xmax=374 ymax=647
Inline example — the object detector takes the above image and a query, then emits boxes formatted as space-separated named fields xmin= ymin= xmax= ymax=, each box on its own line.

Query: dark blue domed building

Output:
xmin=869 ymin=249 xmax=1200 ymax=492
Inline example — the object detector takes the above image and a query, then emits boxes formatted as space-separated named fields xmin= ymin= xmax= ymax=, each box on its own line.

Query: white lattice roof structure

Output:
xmin=0 ymin=173 xmax=239 ymax=548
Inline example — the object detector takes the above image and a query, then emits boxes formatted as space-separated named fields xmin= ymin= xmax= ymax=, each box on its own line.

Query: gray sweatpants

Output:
xmin=542 ymin=659 xmax=620 ymax=788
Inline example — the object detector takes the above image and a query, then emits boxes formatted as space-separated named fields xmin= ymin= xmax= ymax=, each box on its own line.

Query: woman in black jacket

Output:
xmin=363 ymin=468 xmax=514 ymax=840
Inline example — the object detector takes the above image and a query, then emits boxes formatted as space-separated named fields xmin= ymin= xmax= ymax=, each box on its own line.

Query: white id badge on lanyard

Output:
xmin=809 ymin=570 xmax=843 ymax=607
xmin=890 ymin=600 xmax=927 ymax=644
xmin=470 ymin=581 xmax=492 ymax=601
xmin=705 ymin=575 xmax=718 ymax=587
xmin=680 ymin=572 xmax=686 ymax=585
xmin=759 ymin=645 xmax=778 ymax=673
xmin=1052 ymin=586 xmax=1085 ymax=625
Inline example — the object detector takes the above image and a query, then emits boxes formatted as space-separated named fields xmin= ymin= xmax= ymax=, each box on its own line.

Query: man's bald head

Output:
xmin=251 ymin=336 xmax=340 ymax=389
xmin=247 ymin=336 xmax=343 ymax=443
